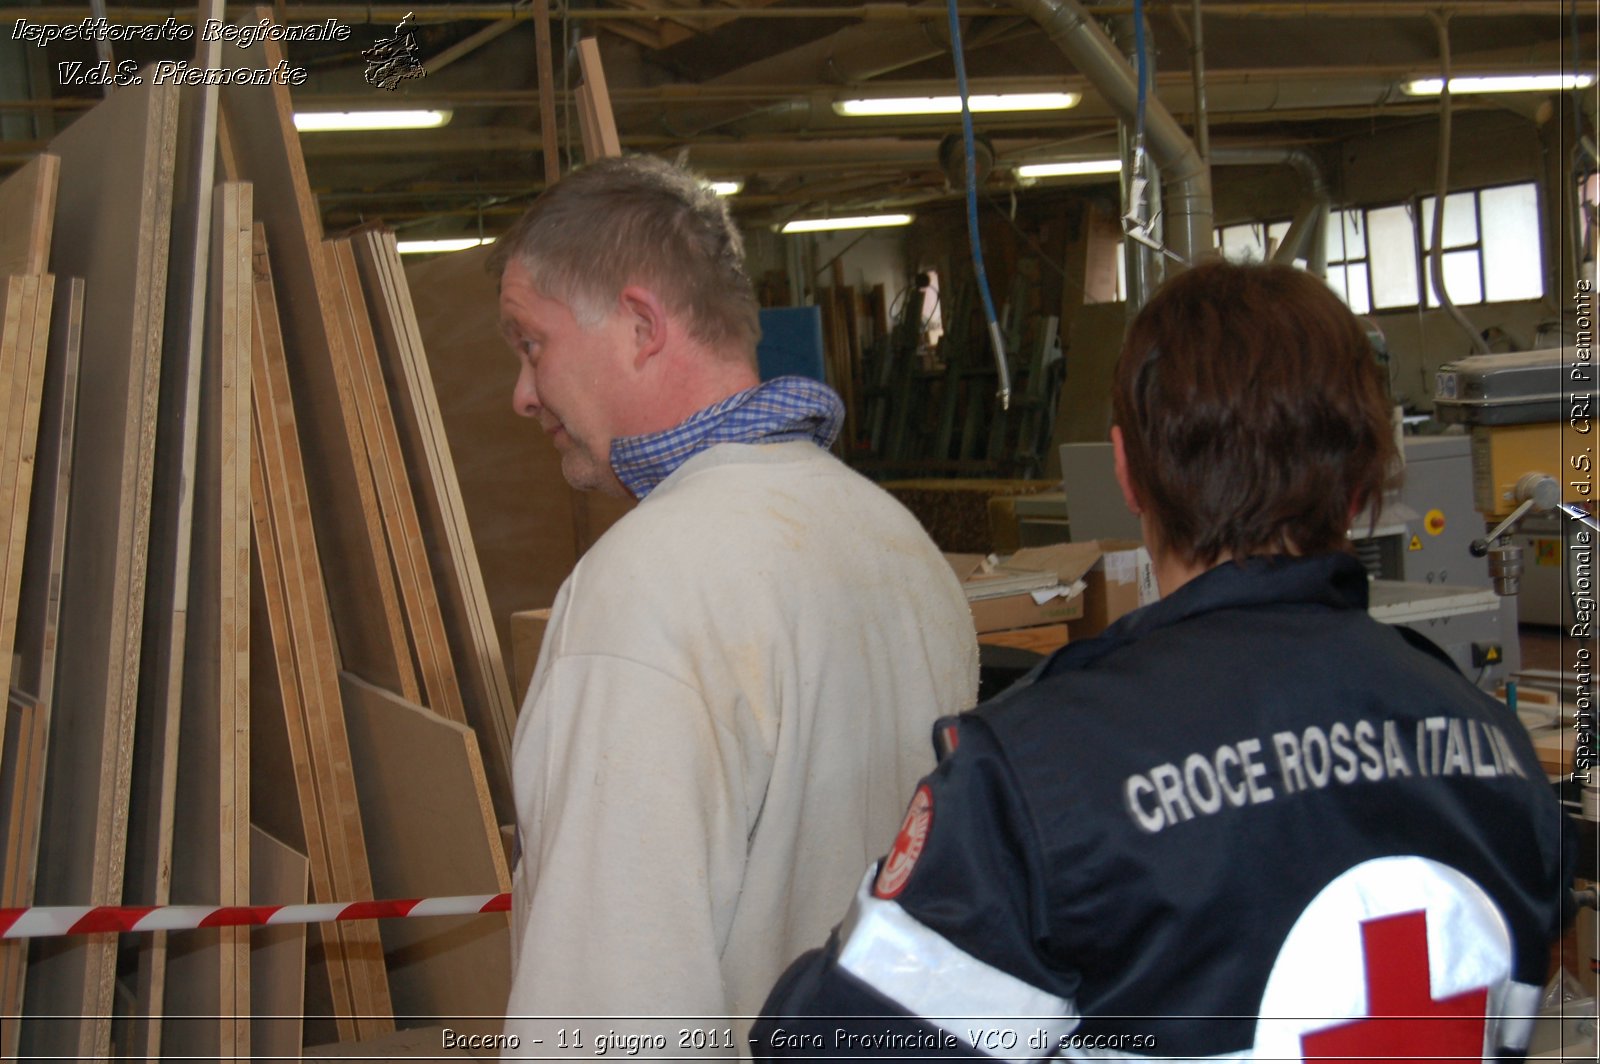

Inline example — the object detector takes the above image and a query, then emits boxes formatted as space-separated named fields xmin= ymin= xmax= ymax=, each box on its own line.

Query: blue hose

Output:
xmin=945 ymin=0 xmax=1010 ymax=407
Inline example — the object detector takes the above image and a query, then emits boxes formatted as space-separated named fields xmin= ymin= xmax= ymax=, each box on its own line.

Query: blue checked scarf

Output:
xmin=609 ymin=376 xmax=844 ymax=500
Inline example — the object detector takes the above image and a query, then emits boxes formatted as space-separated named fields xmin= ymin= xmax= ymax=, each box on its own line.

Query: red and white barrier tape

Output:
xmin=0 ymin=893 xmax=510 ymax=939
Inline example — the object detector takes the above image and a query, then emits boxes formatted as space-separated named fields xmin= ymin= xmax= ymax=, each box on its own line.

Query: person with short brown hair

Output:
xmin=495 ymin=155 xmax=978 ymax=1052
xmin=753 ymin=259 xmax=1572 ymax=1061
xmin=1111 ymin=260 xmax=1397 ymax=576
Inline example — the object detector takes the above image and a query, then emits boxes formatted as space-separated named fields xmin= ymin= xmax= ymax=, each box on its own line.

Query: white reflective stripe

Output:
xmin=1487 ymin=980 xmax=1542 ymax=1053
xmin=835 ymin=868 xmax=1077 ymax=1061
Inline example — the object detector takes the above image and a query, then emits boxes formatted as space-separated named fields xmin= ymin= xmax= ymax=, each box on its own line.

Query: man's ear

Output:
xmin=618 ymin=284 xmax=668 ymax=368
xmin=1111 ymin=425 xmax=1143 ymax=516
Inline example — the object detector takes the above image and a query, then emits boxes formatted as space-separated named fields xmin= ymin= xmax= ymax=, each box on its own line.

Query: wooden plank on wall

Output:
xmin=249 ymin=224 xmax=394 ymax=1038
xmin=0 ymin=153 xmax=59 ymax=278
xmin=351 ymin=230 xmax=515 ymax=817
xmin=23 ymin=80 xmax=179 ymax=1061
xmin=337 ymin=671 xmax=510 ymax=1027
xmin=0 ymin=276 xmax=82 ymax=1059
xmin=218 ymin=33 xmax=418 ymax=704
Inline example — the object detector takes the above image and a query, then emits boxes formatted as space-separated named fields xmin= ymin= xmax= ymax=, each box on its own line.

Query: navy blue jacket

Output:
xmin=753 ymin=554 xmax=1573 ymax=1061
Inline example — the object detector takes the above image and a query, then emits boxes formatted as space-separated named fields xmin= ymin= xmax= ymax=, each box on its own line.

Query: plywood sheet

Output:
xmin=338 ymin=671 xmax=509 ymax=1024
xmin=251 ymin=825 xmax=309 ymax=1060
xmin=250 ymin=224 xmax=393 ymax=1037
xmin=0 ymin=153 xmax=59 ymax=277
xmin=125 ymin=31 xmax=227 ymax=1051
xmin=328 ymin=237 xmax=464 ymax=727
xmin=218 ymin=35 xmax=416 ymax=702
xmin=0 ymin=277 xmax=82 ymax=1059
xmin=24 ymin=80 xmax=179 ymax=1061
xmin=0 ymin=273 xmax=53 ymax=737
xmin=352 ymin=230 xmax=516 ymax=818
xmin=163 ymin=179 xmax=253 ymax=1060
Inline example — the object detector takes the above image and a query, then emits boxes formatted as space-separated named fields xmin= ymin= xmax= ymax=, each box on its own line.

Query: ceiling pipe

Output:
xmin=1188 ymin=0 xmax=1211 ymax=162
xmin=1209 ymin=146 xmax=1330 ymax=274
xmin=1007 ymin=0 xmax=1212 ymax=266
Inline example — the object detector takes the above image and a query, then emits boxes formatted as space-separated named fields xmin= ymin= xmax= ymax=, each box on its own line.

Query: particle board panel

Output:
xmin=250 ymin=224 xmax=394 ymax=1036
xmin=0 ymin=276 xmax=81 ymax=1060
xmin=24 ymin=80 xmax=179 ymax=1061
xmin=126 ymin=27 xmax=226 ymax=1051
xmin=0 ymin=153 xmax=59 ymax=277
xmin=337 ymin=671 xmax=510 ymax=1024
xmin=328 ymin=237 xmax=465 ymax=727
xmin=218 ymin=34 xmax=418 ymax=704
xmin=162 ymin=180 xmax=253 ymax=1061
xmin=251 ymin=825 xmax=308 ymax=1060
xmin=402 ymin=246 xmax=634 ymax=680
xmin=353 ymin=230 xmax=515 ymax=818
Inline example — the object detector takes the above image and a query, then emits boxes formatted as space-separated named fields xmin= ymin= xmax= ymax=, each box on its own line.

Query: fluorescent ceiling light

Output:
xmin=395 ymin=236 xmax=494 ymax=255
xmin=707 ymin=179 xmax=744 ymax=196
xmin=833 ymin=92 xmax=1079 ymax=117
xmin=1401 ymin=74 xmax=1594 ymax=96
xmin=781 ymin=214 xmax=914 ymax=234
xmin=1016 ymin=158 xmax=1122 ymax=178
xmin=293 ymin=109 xmax=453 ymax=132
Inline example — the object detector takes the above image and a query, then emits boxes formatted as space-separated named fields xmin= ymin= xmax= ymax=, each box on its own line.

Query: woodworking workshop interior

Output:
xmin=0 ymin=0 xmax=1598 ymax=1060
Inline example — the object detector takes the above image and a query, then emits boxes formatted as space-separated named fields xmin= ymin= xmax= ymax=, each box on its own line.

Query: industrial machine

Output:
xmin=1352 ymin=434 xmax=1518 ymax=687
xmin=1433 ymin=347 xmax=1597 ymax=628
xmin=1434 ymin=347 xmax=1599 ymax=837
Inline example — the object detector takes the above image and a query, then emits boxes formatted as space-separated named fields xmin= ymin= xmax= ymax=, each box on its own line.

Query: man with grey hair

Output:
xmin=494 ymin=155 xmax=977 ymax=1049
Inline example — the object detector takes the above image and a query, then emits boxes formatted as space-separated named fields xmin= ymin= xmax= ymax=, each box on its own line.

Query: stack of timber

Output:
xmin=0 ymin=149 xmax=66 ymax=1064
xmin=0 ymin=22 xmax=513 ymax=1058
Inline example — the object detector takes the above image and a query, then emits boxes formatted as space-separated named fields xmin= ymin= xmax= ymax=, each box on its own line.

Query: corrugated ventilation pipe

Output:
xmin=1007 ymin=0 xmax=1213 ymax=268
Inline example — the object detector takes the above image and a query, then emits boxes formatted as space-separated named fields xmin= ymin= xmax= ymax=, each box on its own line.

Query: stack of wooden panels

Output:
xmin=0 ymin=25 xmax=515 ymax=1058
xmin=22 ymin=78 xmax=181 ymax=1060
xmin=0 ymin=149 xmax=66 ymax=1064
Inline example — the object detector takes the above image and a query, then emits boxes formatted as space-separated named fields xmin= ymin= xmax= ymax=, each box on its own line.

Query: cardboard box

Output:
xmin=978 ymin=624 xmax=1071 ymax=655
xmin=944 ymin=552 xmax=1085 ymax=633
xmin=1009 ymin=539 xmax=1156 ymax=639
xmin=509 ymin=608 xmax=553 ymax=706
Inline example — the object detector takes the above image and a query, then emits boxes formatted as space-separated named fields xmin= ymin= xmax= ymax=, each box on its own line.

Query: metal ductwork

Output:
xmin=1007 ymin=0 xmax=1213 ymax=266
xmin=1210 ymin=147 xmax=1331 ymax=275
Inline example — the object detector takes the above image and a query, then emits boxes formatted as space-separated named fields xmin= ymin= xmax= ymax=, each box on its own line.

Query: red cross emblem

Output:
xmin=1300 ymin=909 xmax=1489 ymax=1062
xmin=873 ymin=785 xmax=932 ymax=900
